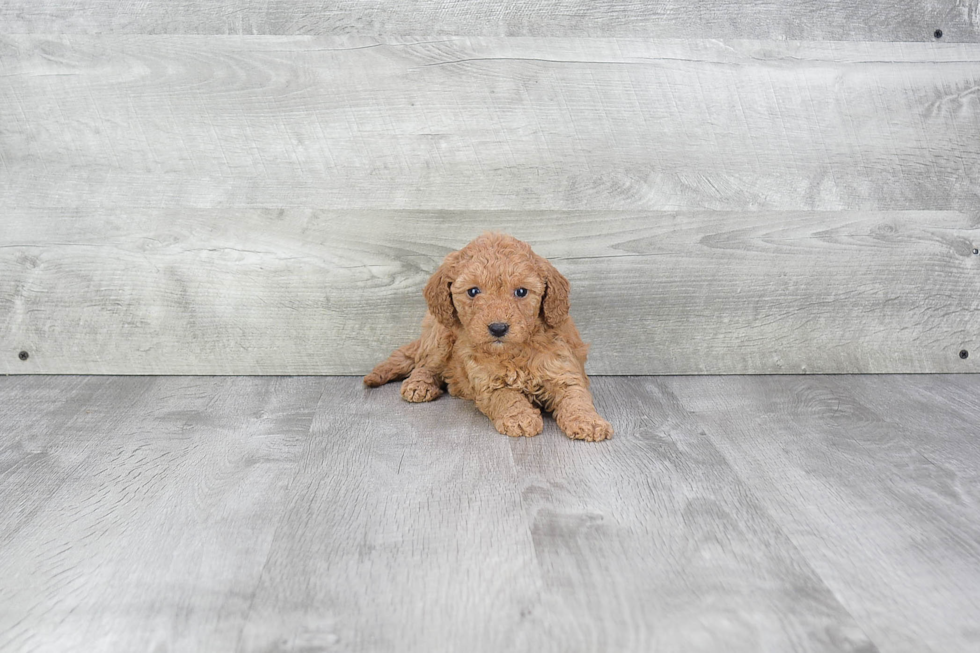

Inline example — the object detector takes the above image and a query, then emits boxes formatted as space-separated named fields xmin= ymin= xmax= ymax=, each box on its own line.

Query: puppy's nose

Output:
xmin=488 ymin=322 xmax=510 ymax=338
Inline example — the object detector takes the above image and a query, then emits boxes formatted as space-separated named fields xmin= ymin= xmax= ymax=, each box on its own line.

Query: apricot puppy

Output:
xmin=364 ymin=233 xmax=612 ymax=442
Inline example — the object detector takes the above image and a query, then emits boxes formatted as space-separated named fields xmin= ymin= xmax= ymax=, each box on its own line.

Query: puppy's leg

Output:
xmin=400 ymin=367 xmax=444 ymax=403
xmin=551 ymin=384 xmax=613 ymax=442
xmin=476 ymin=388 xmax=543 ymax=437
xmin=363 ymin=340 xmax=419 ymax=387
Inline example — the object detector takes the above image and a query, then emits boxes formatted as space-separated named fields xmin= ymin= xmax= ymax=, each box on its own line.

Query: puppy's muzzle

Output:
xmin=488 ymin=322 xmax=510 ymax=338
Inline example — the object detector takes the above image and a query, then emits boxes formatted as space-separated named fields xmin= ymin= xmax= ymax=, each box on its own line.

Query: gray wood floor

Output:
xmin=1 ymin=376 xmax=978 ymax=652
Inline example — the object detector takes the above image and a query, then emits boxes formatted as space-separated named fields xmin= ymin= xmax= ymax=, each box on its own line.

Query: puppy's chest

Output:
xmin=496 ymin=366 xmax=544 ymax=396
xmin=463 ymin=356 xmax=546 ymax=399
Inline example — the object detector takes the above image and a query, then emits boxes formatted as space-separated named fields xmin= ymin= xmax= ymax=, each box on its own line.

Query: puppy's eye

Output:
xmin=514 ymin=287 xmax=528 ymax=298
xmin=467 ymin=287 xmax=481 ymax=298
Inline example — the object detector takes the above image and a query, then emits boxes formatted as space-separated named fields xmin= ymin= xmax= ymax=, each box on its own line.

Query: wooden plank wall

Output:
xmin=1 ymin=3 xmax=978 ymax=374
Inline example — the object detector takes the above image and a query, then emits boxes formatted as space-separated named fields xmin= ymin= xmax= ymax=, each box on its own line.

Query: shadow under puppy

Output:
xmin=364 ymin=233 xmax=613 ymax=442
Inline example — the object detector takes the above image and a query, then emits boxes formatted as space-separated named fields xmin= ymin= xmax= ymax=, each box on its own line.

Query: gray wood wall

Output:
xmin=2 ymin=3 xmax=979 ymax=374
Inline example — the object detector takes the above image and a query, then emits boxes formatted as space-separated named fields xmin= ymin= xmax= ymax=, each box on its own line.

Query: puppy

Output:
xmin=364 ymin=233 xmax=612 ymax=442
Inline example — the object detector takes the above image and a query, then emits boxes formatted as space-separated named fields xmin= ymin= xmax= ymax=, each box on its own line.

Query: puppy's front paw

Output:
xmin=561 ymin=413 xmax=613 ymax=442
xmin=401 ymin=377 xmax=443 ymax=403
xmin=495 ymin=409 xmax=543 ymax=438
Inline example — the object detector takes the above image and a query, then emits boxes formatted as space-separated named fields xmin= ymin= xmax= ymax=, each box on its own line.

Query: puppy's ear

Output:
xmin=424 ymin=250 xmax=462 ymax=328
xmin=537 ymin=256 xmax=570 ymax=328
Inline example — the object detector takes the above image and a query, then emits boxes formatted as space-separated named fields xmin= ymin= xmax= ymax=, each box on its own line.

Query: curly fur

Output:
xmin=364 ymin=233 xmax=612 ymax=442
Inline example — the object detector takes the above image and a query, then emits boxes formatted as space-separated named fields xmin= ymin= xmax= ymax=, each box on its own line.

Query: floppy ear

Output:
xmin=423 ymin=250 xmax=462 ymax=328
xmin=537 ymin=256 xmax=570 ymax=328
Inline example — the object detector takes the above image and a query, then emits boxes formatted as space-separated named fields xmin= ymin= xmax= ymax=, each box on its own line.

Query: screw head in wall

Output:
xmin=934 ymin=29 xmax=943 ymax=39
xmin=960 ymin=350 xmax=970 ymax=360
xmin=18 ymin=351 xmax=29 ymax=361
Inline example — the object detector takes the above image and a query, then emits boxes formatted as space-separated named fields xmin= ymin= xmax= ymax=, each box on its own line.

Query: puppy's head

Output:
xmin=424 ymin=233 xmax=570 ymax=348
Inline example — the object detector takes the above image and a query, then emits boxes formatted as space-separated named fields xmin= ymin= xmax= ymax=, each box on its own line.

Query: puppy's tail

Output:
xmin=363 ymin=339 xmax=420 ymax=387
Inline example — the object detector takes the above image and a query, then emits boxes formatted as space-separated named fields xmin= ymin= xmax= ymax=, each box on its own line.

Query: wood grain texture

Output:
xmin=3 ymin=208 xmax=978 ymax=375
xmin=2 ymin=37 xmax=979 ymax=211
xmin=0 ymin=375 xmax=919 ymax=653
xmin=507 ymin=378 xmax=877 ymax=652
xmin=0 ymin=376 xmax=323 ymax=653
xmin=236 ymin=379 xmax=548 ymax=652
xmin=0 ymin=0 xmax=977 ymax=41
xmin=665 ymin=375 xmax=980 ymax=653
xmin=0 ymin=376 xmax=152 ymax=546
